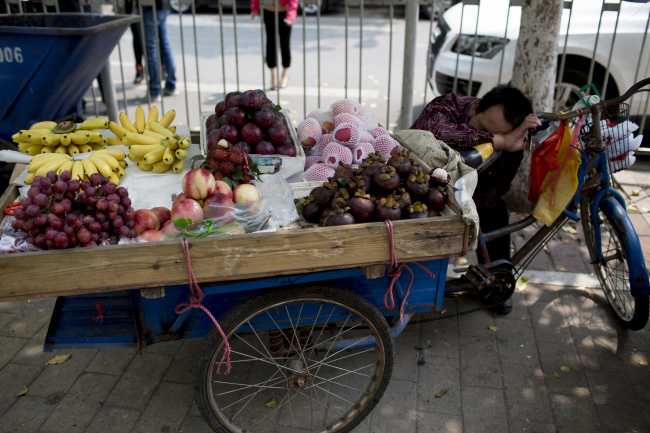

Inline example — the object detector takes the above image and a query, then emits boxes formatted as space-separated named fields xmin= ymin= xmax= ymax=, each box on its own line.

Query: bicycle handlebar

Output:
xmin=536 ymin=77 xmax=650 ymax=121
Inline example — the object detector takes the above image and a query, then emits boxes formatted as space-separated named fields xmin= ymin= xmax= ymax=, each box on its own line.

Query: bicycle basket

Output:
xmin=579 ymin=103 xmax=636 ymax=174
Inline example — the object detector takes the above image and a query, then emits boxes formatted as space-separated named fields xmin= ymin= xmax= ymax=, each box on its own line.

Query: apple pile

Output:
xmin=206 ymin=89 xmax=296 ymax=159
xmin=296 ymin=150 xmax=450 ymax=226
xmin=298 ymin=99 xmax=401 ymax=182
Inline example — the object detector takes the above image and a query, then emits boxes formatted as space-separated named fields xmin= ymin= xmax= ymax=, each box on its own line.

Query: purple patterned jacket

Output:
xmin=410 ymin=93 xmax=523 ymax=211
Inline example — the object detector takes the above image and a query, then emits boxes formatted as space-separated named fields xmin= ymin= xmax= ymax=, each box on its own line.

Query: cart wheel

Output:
xmin=193 ymin=284 xmax=395 ymax=433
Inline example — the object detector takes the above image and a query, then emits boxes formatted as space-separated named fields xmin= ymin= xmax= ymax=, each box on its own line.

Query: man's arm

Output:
xmin=411 ymin=97 xmax=495 ymax=150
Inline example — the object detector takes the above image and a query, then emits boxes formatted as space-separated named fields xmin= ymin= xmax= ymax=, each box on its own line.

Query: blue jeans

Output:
xmin=142 ymin=7 xmax=176 ymax=96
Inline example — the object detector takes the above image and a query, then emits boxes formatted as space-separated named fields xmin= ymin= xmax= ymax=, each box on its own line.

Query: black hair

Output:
xmin=475 ymin=84 xmax=533 ymax=127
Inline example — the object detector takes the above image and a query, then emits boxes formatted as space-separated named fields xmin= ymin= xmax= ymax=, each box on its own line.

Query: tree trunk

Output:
xmin=504 ymin=0 xmax=563 ymax=212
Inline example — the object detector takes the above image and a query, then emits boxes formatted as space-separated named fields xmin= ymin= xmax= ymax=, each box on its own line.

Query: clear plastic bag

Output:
xmin=0 ymin=230 xmax=42 ymax=254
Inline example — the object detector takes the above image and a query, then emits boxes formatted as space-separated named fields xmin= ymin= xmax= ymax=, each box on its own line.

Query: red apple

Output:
xmin=214 ymin=180 xmax=233 ymax=199
xmin=233 ymin=184 xmax=260 ymax=204
xmin=171 ymin=198 xmax=204 ymax=223
xmin=151 ymin=207 xmax=170 ymax=227
xmin=134 ymin=209 xmax=160 ymax=235
xmin=141 ymin=230 xmax=167 ymax=242
xmin=161 ymin=219 xmax=181 ymax=238
xmin=172 ymin=192 xmax=187 ymax=209
xmin=182 ymin=168 xmax=216 ymax=200
xmin=203 ymin=192 xmax=235 ymax=219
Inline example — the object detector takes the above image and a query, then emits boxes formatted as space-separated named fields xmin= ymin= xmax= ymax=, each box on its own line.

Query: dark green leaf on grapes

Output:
xmin=273 ymin=105 xmax=282 ymax=113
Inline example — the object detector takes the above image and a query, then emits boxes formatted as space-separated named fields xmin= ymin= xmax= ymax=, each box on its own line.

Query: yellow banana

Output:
xmin=92 ymin=152 xmax=120 ymax=170
xmin=135 ymin=106 xmax=145 ymax=133
xmin=41 ymin=147 xmax=55 ymax=154
xmin=17 ymin=142 xmax=39 ymax=153
xmin=108 ymin=121 xmax=129 ymax=138
xmin=124 ymin=132 xmax=164 ymax=146
xmin=121 ymin=137 xmax=138 ymax=147
xmin=67 ymin=144 xmax=80 ymax=155
xmin=35 ymin=158 xmax=67 ymax=177
xmin=87 ymin=131 xmax=103 ymax=143
xmin=80 ymin=118 xmax=108 ymax=130
xmin=144 ymin=146 xmax=166 ymax=165
xmin=89 ymin=155 xmax=113 ymax=177
xmin=24 ymin=173 xmax=35 ymax=185
xmin=137 ymin=161 xmax=153 ymax=171
xmin=114 ymin=165 xmax=125 ymax=178
xmin=175 ymin=148 xmax=188 ymax=160
xmin=148 ymin=122 xmax=173 ymax=138
xmin=55 ymin=145 xmax=68 ymax=154
xmin=28 ymin=133 xmax=48 ymax=145
xmin=96 ymin=149 xmax=126 ymax=160
xmin=30 ymin=121 xmax=57 ymax=130
xmin=77 ymin=144 xmax=93 ymax=153
xmin=128 ymin=144 xmax=164 ymax=158
xmin=162 ymin=146 xmax=175 ymax=165
xmin=71 ymin=160 xmax=85 ymax=181
xmin=31 ymin=152 xmax=69 ymax=161
xmin=119 ymin=112 xmax=138 ymax=133
xmin=145 ymin=106 xmax=159 ymax=130
xmin=105 ymin=136 xmax=122 ymax=146
xmin=177 ymin=136 xmax=192 ymax=149
xmin=83 ymin=174 xmax=90 ymax=183
xmin=81 ymin=158 xmax=98 ymax=177
xmin=128 ymin=153 xmax=144 ymax=163
xmin=89 ymin=143 xmax=105 ymax=151
xmin=42 ymin=134 xmax=61 ymax=147
xmin=152 ymin=159 xmax=172 ymax=174
xmin=142 ymin=130 xmax=167 ymax=140
xmin=57 ymin=160 xmax=74 ymax=175
xmin=12 ymin=133 xmax=28 ymax=144
xmin=159 ymin=109 xmax=176 ymax=128
xmin=21 ymin=128 xmax=52 ymax=139
xmin=119 ymin=160 xmax=127 ymax=168
xmin=169 ymin=126 xmax=176 ymax=133
xmin=60 ymin=134 xmax=71 ymax=146
xmin=28 ymin=155 xmax=67 ymax=173
xmin=172 ymin=157 xmax=185 ymax=173
xmin=70 ymin=132 xmax=90 ymax=145
xmin=25 ymin=145 xmax=45 ymax=156
xmin=108 ymin=172 xmax=120 ymax=185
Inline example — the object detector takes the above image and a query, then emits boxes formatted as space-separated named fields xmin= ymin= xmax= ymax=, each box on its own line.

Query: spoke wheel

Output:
xmin=581 ymin=199 xmax=649 ymax=330
xmin=193 ymin=284 xmax=395 ymax=433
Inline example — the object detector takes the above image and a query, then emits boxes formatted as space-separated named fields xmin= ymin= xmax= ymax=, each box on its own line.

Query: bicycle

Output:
xmin=448 ymin=78 xmax=650 ymax=331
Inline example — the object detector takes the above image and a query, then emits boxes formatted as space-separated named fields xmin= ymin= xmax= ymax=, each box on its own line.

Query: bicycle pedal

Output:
xmin=453 ymin=266 xmax=469 ymax=273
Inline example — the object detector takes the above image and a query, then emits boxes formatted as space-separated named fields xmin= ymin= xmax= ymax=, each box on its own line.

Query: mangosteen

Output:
xmin=320 ymin=207 xmax=334 ymax=226
xmin=347 ymin=175 xmax=372 ymax=195
xmin=327 ymin=208 xmax=356 ymax=226
xmin=406 ymin=202 xmax=430 ymax=219
xmin=310 ymin=180 xmax=337 ymax=205
xmin=405 ymin=169 xmax=431 ymax=197
xmin=347 ymin=189 xmax=375 ymax=221
xmin=302 ymin=199 xmax=324 ymax=223
xmin=390 ymin=188 xmax=412 ymax=210
xmin=334 ymin=188 xmax=351 ymax=205
xmin=360 ymin=153 xmax=387 ymax=178
xmin=387 ymin=150 xmax=413 ymax=177
xmin=430 ymin=167 xmax=451 ymax=188
xmin=375 ymin=197 xmax=402 ymax=221
xmin=333 ymin=163 xmax=356 ymax=181
xmin=373 ymin=166 xmax=401 ymax=194
xmin=426 ymin=186 xmax=446 ymax=211
xmin=428 ymin=209 xmax=442 ymax=217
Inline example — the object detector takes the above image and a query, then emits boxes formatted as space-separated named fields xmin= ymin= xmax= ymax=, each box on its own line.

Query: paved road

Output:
xmin=89 ymin=6 xmax=435 ymax=132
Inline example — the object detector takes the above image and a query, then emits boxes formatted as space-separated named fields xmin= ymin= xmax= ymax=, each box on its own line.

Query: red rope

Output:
xmin=383 ymin=220 xmax=436 ymax=323
xmin=175 ymin=238 xmax=231 ymax=374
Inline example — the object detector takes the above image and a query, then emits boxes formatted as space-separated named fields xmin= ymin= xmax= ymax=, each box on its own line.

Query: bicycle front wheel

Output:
xmin=581 ymin=198 xmax=649 ymax=330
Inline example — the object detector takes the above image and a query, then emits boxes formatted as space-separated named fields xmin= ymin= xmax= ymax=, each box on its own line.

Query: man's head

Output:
xmin=467 ymin=84 xmax=534 ymax=134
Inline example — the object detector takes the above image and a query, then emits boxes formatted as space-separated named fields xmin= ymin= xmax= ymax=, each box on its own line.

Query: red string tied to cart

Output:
xmin=175 ymin=238 xmax=231 ymax=374
xmin=540 ymin=109 xmax=584 ymax=206
xmin=383 ymin=220 xmax=436 ymax=324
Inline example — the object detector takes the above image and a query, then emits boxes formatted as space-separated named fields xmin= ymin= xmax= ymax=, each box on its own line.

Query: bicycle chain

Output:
xmin=407 ymin=299 xmax=507 ymax=324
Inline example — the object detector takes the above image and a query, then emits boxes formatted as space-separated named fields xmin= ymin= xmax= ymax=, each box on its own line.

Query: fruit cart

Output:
xmin=0 ymin=168 xmax=469 ymax=432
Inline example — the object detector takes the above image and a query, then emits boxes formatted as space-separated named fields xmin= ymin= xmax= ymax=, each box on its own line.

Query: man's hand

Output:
xmin=251 ymin=12 xmax=259 ymax=20
xmin=493 ymin=114 xmax=541 ymax=152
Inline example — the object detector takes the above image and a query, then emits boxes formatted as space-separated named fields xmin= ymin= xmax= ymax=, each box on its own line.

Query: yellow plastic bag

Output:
xmin=532 ymin=122 xmax=582 ymax=226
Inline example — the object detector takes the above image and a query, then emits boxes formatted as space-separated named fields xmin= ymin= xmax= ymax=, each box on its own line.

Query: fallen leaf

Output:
xmin=562 ymin=226 xmax=578 ymax=234
xmin=559 ymin=267 xmax=567 ymax=272
xmin=45 ymin=354 xmax=71 ymax=366
xmin=16 ymin=386 xmax=28 ymax=397
xmin=525 ymin=419 xmax=530 ymax=423
xmin=265 ymin=397 xmax=279 ymax=408
xmin=440 ymin=309 xmax=447 ymax=315
xmin=516 ymin=276 xmax=528 ymax=292
xmin=560 ymin=366 xmax=572 ymax=373
xmin=458 ymin=258 xmax=468 ymax=266
xmin=563 ymin=240 xmax=570 ymax=244
xmin=640 ymin=360 xmax=649 ymax=366
xmin=27 ymin=299 xmax=31 ymax=304
xmin=488 ymin=326 xmax=501 ymax=332
xmin=554 ymin=372 xmax=561 ymax=378
xmin=435 ymin=389 xmax=448 ymax=398
xmin=633 ymin=190 xmax=640 ymax=196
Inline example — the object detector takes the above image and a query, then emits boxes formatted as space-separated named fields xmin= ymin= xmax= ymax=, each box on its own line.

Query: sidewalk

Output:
xmin=0 ymin=169 xmax=649 ymax=432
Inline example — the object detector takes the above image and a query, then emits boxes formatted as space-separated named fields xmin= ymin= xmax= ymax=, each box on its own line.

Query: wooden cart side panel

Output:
xmin=0 ymin=184 xmax=18 ymax=215
xmin=0 ymin=216 xmax=467 ymax=302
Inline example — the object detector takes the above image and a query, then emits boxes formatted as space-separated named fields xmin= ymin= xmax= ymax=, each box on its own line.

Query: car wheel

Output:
xmin=170 ymin=0 xmax=190 ymax=13
xmin=299 ymin=0 xmax=327 ymax=15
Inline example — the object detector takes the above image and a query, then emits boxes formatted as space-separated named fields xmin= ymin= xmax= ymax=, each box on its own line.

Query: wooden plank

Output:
xmin=0 ymin=184 xmax=18 ymax=215
xmin=0 ymin=216 xmax=467 ymax=302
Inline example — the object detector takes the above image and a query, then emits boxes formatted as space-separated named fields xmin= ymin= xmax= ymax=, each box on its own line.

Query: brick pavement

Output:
xmin=1 ymin=167 xmax=650 ymax=432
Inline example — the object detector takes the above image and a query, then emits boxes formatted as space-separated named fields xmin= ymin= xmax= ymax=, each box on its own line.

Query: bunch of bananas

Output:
xmin=24 ymin=149 xmax=128 ymax=186
xmin=107 ymin=106 xmax=178 ymax=144
xmin=12 ymin=118 xmax=110 ymax=156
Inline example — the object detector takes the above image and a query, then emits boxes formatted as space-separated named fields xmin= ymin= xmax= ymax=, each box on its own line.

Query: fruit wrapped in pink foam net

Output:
xmin=323 ymin=142 xmax=353 ymax=167
xmin=359 ymin=131 xmax=374 ymax=143
xmin=333 ymin=123 xmax=360 ymax=149
xmin=355 ymin=115 xmax=372 ymax=131
xmin=297 ymin=118 xmax=322 ymax=147
xmin=372 ymin=135 xmax=400 ymax=158
xmin=305 ymin=155 xmax=324 ymax=171
xmin=352 ymin=142 xmax=375 ymax=164
xmin=315 ymin=110 xmax=335 ymax=132
xmin=307 ymin=108 xmax=327 ymax=119
xmin=333 ymin=113 xmax=362 ymax=130
xmin=312 ymin=134 xmax=334 ymax=155
xmin=330 ymin=99 xmax=361 ymax=117
xmin=304 ymin=163 xmax=336 ymax=182
xmin=369 ymin=127 xmax=390 ymax=139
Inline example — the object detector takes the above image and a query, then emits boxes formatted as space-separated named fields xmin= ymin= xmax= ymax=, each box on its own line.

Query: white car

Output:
xmin=428 ymin=0 xmax=650 ymax=118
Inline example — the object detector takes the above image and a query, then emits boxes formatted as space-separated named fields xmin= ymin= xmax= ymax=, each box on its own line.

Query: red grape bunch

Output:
xmin=11 ymin=170 xmax=137 ymax=249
